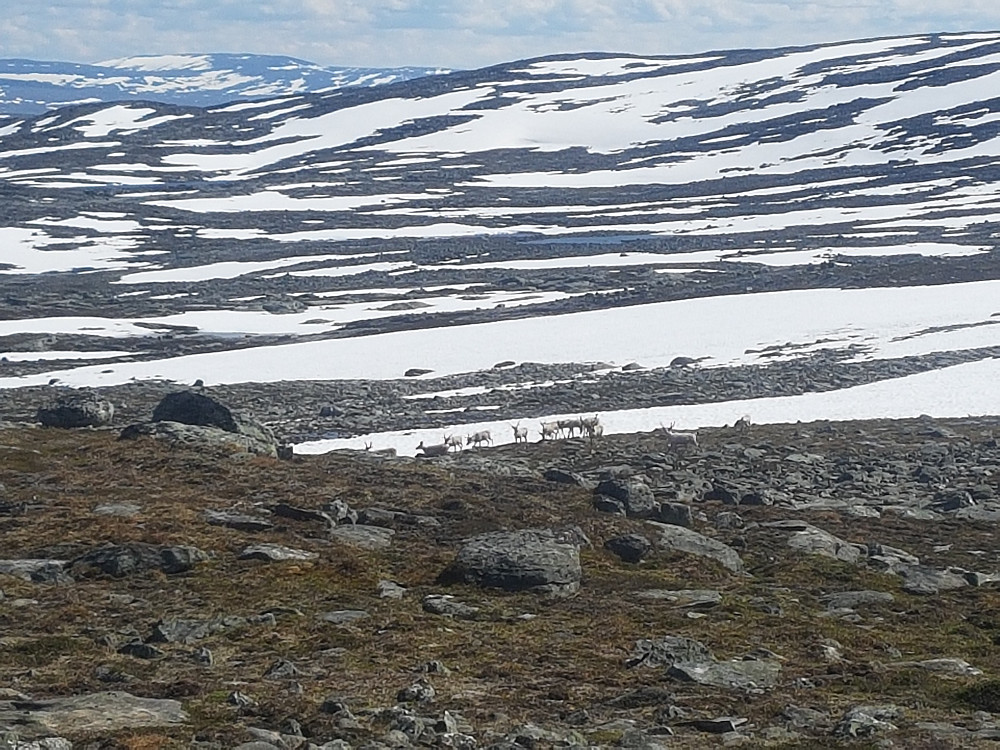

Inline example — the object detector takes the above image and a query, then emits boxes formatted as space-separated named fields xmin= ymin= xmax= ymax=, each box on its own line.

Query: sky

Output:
xmin=3 ymin=1 xmax=1000 ymax=71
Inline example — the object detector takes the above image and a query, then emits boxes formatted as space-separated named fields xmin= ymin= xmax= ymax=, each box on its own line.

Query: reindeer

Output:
xmin=443 ymin=433 xmax=464 ymax=452
xmin=365 ymin=441 xmax=397 ymax=457
xmin=511 ymin=423 xmax=529 ymax=444
xmin=734 ymin=414 xmax=752 ymax=434
xmin=416 ymin=440 xmax=450 ymax=457
xmin=558 ymin=417 xmax=582 ymax=438
xmin=585 ymin=422 xmax=604 ymax=443
xmin=466 ymin=430 xmax=493 ymax=449
xmin=660 ymin=422 xmax=699 ymax=451
xmin=540 ymin=421 xmax=560 ymax=441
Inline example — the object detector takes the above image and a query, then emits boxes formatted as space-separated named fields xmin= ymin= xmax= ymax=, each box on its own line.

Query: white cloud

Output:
xmin=2 ymin=0 xmax=1000 ymax=69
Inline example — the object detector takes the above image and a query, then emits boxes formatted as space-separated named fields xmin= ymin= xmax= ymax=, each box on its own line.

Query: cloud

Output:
xmin=2 ymin=0 xmax=999 ymax=69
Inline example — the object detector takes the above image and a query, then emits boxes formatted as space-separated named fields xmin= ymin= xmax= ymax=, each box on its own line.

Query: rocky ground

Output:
xmin=2 ymin=397 xmax=1000 ymax=748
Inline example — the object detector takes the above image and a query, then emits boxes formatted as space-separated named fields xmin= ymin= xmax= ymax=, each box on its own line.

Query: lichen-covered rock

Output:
xmin=37 ymin=393 xmax=115 ymax=428
xmin=440 ymin=528 xmax=582 ymax=596
xmin=68 ymin=543 xmax=208 ymax=578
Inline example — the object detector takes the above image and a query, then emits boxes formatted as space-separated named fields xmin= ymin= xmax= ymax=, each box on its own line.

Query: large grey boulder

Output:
xmin=440 ymin=528 xmax=583 ymax=596
xmin=36 ymin=393 xmax=115 ymax=428
xmin=119 ymin=390 xmax=278 ymax=457
xmin=646 ymin=521 xmax=744 ymax=573
xmin=594 ymin=478 xmax=658 ymax=518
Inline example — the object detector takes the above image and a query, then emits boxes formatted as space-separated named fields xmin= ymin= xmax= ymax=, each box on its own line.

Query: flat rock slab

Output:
xmin=636 ymin=589 xmax=723 ymax=608
xmin=205 ymin=510 xmax=274 ymax=532
xmin=898 ymin=565 xmax=970 ymax=595
xmin=628 ymin=636 xmax=714 ymax=669
xmin=0 ymin=691 xmax=186 ymax=737
xmin=329 ymin=524 xmax=395 ymax=550
xmin=240 ymin=544 xmax=318 ymax=562
xmin=668 ymin=659 xmax=782 ymax=690
xmin=822 ymin=590 xmax=895 ymax=611
xmin=784 ymin=524 xmax=865 ymax=564
xmin=645 ymin=521 xmax=744 ymax=573
xmin=319 ymin=609 xmax=370 ymax=625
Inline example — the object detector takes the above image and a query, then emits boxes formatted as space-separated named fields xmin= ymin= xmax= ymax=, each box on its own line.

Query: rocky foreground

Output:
xmin=2 ymin=393 xmax=1000 ymax=748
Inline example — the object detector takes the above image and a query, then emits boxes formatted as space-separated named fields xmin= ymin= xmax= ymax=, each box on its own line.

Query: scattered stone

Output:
xmin=204 ymin=510 xmax=274 ymax=532
xmin=0 ymin=559 xmax=71 ymax=584
xmin=595 ymin=478 xmax=658 ymax=518
xmin=627 ymin=636 xmax=713 ymax=669
xmin=604 ymin=534 xmax=653 ymax=563
xmin=636 ymin=589 xmax=722 ymax=608
xmin=270 ymin=502 xmax=335 ymax=525
xmin=898 ymin=565 xmax=970 ymax=595
xmin=117 ymin=641 xmax=165 ymax=659
xmin=423 ymin=594 xmax=481 ymax=619
xmin=543 ymin=467 xmax=589 ymax=486
xmin=68 ymin=543 xmax=208 ymax=578
xmin=656 ymin=502 xmax=693 ymax=527
xmin=668 ymin=659 xmax=781 ymax=690
xmin=329 ymin=523 xmax=395 ymax=550
xmin=821 ymin=590 xmax=894 ymax=611
xmin=37 ymin=393 xmax=115 ymax=428
xmin=784 ymin=523 xmax=866 ymax=564
xmin=239 ymin=544 xmax=318 ymax=562
xmin=645 ymin=521 xmax=745 ymax=573
xmin=833 ymin=704 xmax=903 ymax=738
xmin=320 ymin=610 xmax=370 ymax=625
xmin=378 ymin=580 xmax=407 ymax=599
xmin=440 ymin=528 xmax=583 ymax=596
xmin=93 ymin=503 xmax=141 ymax=517
xmin=688 ymin=717 xmax=749 ymax=734
xmin=397 ymin=678 xmax=436 ymax=703
xmin=0 ymin=691 xmax=186 ymax=737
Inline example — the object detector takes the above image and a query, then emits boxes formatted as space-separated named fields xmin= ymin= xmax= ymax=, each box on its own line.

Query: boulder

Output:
xmin=440 ymin=528 xmax=583 ymax=596
xmin=595 ymin=478 xmax=658 ymax=518
xmin=120 ymin=390 xmax=277 ymax=457
xmin=646 ymin=521 xmax=744 ymax=573
xmin=68 ymin=543 xmax=208 ymax=578
xmin=37 ymin=393 xmax=115 ymax=428
xmin=0 ymin=691 xmax=186 ymax=737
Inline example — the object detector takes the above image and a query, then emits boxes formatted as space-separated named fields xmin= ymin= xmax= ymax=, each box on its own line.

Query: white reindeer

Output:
xmin=466 ymin=430 xmax=493 ymax=448
xmin=511 ymin=423 xmax=529 ymax=444
xmin=443 ymin=433 xmax=464 ymax=452
xmin=661 ymin=422 xmax=699 ymax=451
xmin=416 ymin=440 xmax=450 ymax=457
xmin=585 ymin=422 xmax=604 ymax=442
xmin=734 ymin=415 xmax=751 ymax=433
xmin=540 ymin=421 xmax=560 ymax=441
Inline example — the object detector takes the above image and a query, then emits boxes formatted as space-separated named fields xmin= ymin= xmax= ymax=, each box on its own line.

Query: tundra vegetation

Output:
xmin=1 ymin=410 xmax=1000 ymax=748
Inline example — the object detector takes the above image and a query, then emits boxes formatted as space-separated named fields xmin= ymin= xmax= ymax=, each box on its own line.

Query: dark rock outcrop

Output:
xmin=118 ymin=390 xmax=278 ymax=456
xmin=37 ymin=393 xmax=115 ymax=428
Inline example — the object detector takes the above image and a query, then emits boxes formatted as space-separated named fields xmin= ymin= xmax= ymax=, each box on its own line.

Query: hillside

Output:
xmin=1 ymin=32 xmax=999 ymax=449
xmin=2 ymin=412 xmax=1000 ymax=748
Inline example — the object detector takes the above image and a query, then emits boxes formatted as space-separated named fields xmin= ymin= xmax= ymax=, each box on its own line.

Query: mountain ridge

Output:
xmin=0 ymin=52 xmax=451 ymax=116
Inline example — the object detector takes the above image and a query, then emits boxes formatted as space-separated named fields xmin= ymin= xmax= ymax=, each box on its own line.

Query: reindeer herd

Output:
xmin=410 ymin=413 xmax=740 ymax=457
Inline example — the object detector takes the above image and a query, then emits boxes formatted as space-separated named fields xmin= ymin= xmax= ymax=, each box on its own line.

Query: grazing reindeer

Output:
xmin=443 ymin=433 xmax=464 ymax=452
xmin=585 ymin=422 xmax=604 ymax=443
xmin=416 ymin=440 xmax=450 ymax=457
xmin=734 ymin=414 xmax=752 ymax=433
xmin=364 ymin=440 xmax=372 ymax=451
xmin=660 ymin=422 xmax=699 ymax=451
xmin=511 ymin=423 xmax=529 ymax=444
xmin=540 ymin=421 xmax=560 ymax=441
xmin=466 ymin=430 xmax=493 ymax=448
xmin=558 ymin=417 xmax=582 ymax=438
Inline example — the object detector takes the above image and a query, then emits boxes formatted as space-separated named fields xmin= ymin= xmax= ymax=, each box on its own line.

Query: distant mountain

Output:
xmin=0 ymin=53 xmax=451 ymax=115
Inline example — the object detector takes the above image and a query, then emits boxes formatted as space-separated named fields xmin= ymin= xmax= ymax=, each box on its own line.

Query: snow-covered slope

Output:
xmin=1 ymin=33 xmax=999 ymax=445
xmin=0 ymin=53 xmax=450 ymax=115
